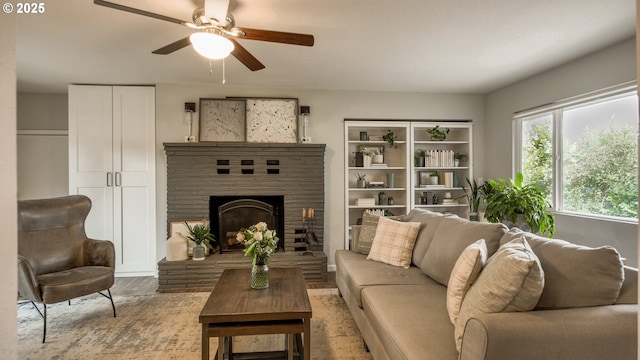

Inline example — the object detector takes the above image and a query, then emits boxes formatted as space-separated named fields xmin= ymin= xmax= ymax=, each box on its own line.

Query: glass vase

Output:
xmin=251 ymin=261 xmax=269 ymax=289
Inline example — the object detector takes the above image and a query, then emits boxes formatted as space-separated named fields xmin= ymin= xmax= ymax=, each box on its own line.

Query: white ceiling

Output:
xmin=16 ymin=0 xmax=636 ymax=94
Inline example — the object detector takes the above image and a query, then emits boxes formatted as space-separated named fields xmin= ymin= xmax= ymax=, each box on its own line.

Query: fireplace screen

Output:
xmin=210 ymin=196 xmax=285 ymax=253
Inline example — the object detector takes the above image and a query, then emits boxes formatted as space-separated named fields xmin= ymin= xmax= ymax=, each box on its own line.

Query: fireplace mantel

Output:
xmin=164 ymin=142 xmax=326 ymax=252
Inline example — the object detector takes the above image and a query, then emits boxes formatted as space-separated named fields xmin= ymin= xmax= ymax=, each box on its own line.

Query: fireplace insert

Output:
xmin=210 ymin=195 xmax=285 ymax=253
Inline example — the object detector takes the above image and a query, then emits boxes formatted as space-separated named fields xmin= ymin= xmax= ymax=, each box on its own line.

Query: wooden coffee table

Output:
xmin=199 ymin=267 xmax=312 ymax=360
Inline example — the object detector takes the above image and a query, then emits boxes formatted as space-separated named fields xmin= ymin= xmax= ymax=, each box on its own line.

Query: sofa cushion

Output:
xmin=404 ymin=209 xmax=453 ymax=268
xmin=335 ymin=250 xmax=436 ymax=308
xmin=362 ymin=284 xmax=459 ymax=360
xmin=454 ymin=236 xmax=544 ymax=352
xmin=355 ymin=212 xmax=405 ymax=255
xmin=420 ymin=217 xmax=508 ymax=285
xmin=446 ymin=239 xmax=487 ymax=325
xmin=500 ymin=228 xmax=624 ymax=309
xmin=367 ymin=217 xmax=421 ymax=268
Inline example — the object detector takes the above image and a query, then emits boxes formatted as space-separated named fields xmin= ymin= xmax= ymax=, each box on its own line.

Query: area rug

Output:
xmin=17 ymin=288 xmax=372 ymax=360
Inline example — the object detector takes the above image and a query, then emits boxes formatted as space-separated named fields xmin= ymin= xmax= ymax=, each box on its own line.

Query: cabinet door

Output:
xmin=68 ymin=85 xmax=114 ymax=243
xmin=112 ymin=86 xmax=156 ymax=274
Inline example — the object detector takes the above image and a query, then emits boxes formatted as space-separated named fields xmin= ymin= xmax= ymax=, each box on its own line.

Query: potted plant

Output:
xmin=429 ymin=172 xmax=439 ymax=185
xmin=356 ymin=145 xmax=372 ymax=167
xmin=483 ymin=172 xmax=555 ymax=236
xmin=415 ymin=149 xmax=426 ymax=167
xmin=185 ymin=221 xmax=216 ymax=261
xmin=383 ymin=130 xmax=398 ymax=148
xmin=456 ymin=178 xmax=484 ymax=221
xmin=355 ymin=173 xmax=367 ymax=188
xmin=371 ymin=148 xmax=384 ymax=164
xmin=453 ymin=153 xmax=468 ymax=167
xmin=426 ymin=125 xmax=449 ymax=141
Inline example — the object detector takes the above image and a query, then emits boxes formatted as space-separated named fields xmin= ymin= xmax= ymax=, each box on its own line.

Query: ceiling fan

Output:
xmin=93 ymin=0 xmax=314 ymax=71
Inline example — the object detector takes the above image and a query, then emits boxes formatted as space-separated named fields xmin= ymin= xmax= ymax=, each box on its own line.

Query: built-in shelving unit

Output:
xmin=344 ymin=120 xmax=473 ymax=249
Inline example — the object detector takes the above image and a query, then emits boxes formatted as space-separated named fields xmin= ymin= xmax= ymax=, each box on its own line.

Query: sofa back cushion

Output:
xmin=500 ymin=228 xmax=625 ymax=308
xmin=420 ymin=217 xmax=508 ymax=285
xmin=404 ymin=209 xmax=453 ymax=268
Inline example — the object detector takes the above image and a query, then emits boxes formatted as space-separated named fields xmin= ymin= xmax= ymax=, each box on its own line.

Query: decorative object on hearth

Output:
xmin=302 ymin=208 xmax=318 ymax=255
xmin=299 ymin=105 xmax=311 ymax=143
xmin=237 ymin=222 xmax=279 ymax=289
xmin=93 ymin=0 xmax=314 ymax=71
xmin=185 ymin=221 xmax=216 ymax=261
xmin=184 ymin=102 xmax=196 ymax=143
xmin=166 ymin=232 xmax=189 ymax=261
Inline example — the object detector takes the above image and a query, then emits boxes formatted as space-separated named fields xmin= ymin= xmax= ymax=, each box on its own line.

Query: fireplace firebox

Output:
xmin=210 ymin=195 xmax=285 ymax=253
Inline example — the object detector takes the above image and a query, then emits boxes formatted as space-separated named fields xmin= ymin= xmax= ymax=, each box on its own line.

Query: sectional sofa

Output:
xmin=336 ymin=209 xmax=637 ymax=360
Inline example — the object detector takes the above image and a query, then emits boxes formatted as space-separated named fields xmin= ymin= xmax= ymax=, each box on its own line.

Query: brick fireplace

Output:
xmin=164 ymin=142 xmax=325 ymax=252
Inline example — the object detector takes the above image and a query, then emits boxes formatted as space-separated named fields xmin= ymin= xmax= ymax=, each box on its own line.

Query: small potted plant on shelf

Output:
xmin=454 ymin=153 xmax=468 ymax=167
xmin=185 ymin=221 xmax=216 ymax=261
xmin=483 ymin=172 xmax=555 ymax=236
xmin=383 ymin=130 xmax=398 ymax=148
xmin=371 ymin=148 xmax=384 ymax=164
xmin=415 ymin=149 xmax=426 ymax=167
xmin=429 ymin=172 xmax=439 ymax=185
xmin=355 ymin=173 xmax=367 ymax=188
xmin=426 ymin=125 xmax=449 ymax=141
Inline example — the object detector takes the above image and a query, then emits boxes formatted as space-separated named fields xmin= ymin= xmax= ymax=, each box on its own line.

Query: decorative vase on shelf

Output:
xmin=363 ymin=155 xmax=372 ymax=168
xmin=372 ymin=154 xmax=384 ymax=164
xmin=166 ymin=232 xmax=188 ymax=261
xmin=251 ymin=258 xmax=270 ymax=289
xmin=192 ymin=244 xmax=206 ymax=261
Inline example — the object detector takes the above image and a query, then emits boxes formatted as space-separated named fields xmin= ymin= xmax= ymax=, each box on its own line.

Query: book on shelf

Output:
xmin=356 ymin=198 xmax=376 ymax=206
xmin=442 ymin=198 xmax=458 ymax=205
xmin=442 ymin=171 xmax=454 ymax=188
xmin=421 ymin=184 xmax=445 ymax=189
xmin=370 ymin=163 xmax=388 ymax=168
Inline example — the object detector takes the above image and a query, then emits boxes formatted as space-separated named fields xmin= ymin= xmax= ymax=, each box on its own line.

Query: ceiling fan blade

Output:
xmin=234 ymin=27 xmax=314 ymax=47
xmin=228 ymin=38 xmax=265 ymax=71
xmin=93 ymin=0 xmax=188 ymax=26
xmin=152 ymin=37 xmax=192 ymax=55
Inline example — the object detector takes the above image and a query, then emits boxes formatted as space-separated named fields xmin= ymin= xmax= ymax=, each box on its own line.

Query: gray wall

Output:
xmin=0 ymin=10 xmax=18 ymax=359
xmin=485 ymin=37 xmax=638 ymax=266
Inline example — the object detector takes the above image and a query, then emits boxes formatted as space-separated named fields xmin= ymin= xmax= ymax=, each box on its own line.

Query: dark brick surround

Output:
xmin=164 ymin=142 xmax=325 ymax=252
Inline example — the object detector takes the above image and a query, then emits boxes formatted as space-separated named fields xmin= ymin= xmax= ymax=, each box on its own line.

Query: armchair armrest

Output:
xmin=83 ymin=238 xmax=115 ymax=268
xmin=17 ymin=255 xmax=42 ymax=302
xmin=460 ymin=305 xmax=637 ymax=360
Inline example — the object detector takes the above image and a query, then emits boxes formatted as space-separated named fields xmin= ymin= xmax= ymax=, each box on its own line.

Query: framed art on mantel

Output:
xmin=245 ymin=98 xmax=298 ymax=143
xmin=199 ymin=98 xmax=246 ymax=142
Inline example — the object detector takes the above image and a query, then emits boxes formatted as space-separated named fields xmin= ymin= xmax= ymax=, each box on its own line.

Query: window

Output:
xmin=515 ymin=85 xmax=638 ymax=221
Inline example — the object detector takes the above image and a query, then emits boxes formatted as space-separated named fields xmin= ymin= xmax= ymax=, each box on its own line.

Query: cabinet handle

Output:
xmin=115 ymin=172 xmax=122 ymax=187
xmin=107 ymin=172 xmax=113 ymax=187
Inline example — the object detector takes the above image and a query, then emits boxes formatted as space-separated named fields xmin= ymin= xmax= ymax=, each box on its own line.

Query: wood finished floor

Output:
xmin=111 ymin=272 xmax=337 ymax=296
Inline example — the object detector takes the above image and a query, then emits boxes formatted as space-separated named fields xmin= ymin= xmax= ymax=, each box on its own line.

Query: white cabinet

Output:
xmin=69 ymin=85 xmax=156 ymax=276
xmin=344 ymin=120 xmax=473 ymax=249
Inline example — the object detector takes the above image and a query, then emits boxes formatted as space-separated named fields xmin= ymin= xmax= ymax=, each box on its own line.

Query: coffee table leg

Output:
xmin=304 ymin=319 xmax=311 ymax=360
xmin=218 ymin=336 xmax=224 ymax=360
xmin=202 ymin=323 xmax=209 ymax=360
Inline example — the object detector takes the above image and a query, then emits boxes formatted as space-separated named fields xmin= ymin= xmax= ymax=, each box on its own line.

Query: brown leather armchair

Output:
xmin=17 ymin=195 xmax=116 ymax=342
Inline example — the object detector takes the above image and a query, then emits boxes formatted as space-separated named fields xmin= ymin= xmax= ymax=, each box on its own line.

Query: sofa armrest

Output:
xmin=84 ymin=238 xmax=115 ymax=268
xmin=460 ymin=305 xmax=637 ymax=360
xmin=17 ymin=255 xmax=42 ymax=302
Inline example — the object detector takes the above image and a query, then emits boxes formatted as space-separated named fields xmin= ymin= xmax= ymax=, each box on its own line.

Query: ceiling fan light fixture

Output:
xmin=189 ymin=31 xmax=234 ymax=60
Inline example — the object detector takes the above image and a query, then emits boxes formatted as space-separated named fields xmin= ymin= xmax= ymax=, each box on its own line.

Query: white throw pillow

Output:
xmin=454 ymin=236 xmax=544 ymax=352
xmin=446 ymin=239 xmax=488 ymax=324
xmin=367 ymin=216 xmax=421 ymax=268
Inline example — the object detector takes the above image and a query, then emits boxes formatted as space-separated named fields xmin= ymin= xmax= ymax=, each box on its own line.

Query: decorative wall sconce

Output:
xmin=300 ymin=105 xmax=311 ymax=143
xmin=185 ymin=102 xmax=196 ymax=142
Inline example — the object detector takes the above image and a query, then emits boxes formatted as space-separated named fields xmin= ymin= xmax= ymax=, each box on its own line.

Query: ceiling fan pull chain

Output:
xmin=209 ymin=59 xmax=214 ymax=77
xmin=222 ymin=58 xmax=226 ymax=84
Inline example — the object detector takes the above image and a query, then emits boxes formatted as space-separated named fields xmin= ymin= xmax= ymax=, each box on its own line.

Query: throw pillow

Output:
xmin=355 ymin=212 xmax=405 ymax=255
xmin=454 ymin=236 xmax=544 ymax=352
xmin=499 ymin=227 xmax=624 ymax=309
xmin=446 ymin=239 xmax=488 ymax=325
xmin=367 ymin=216 xmax=421 ymax=268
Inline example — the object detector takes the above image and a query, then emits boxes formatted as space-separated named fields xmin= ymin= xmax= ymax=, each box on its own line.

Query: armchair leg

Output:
xmin=28 ymin=301 xmax=47 ymax=343
xmin=98 ymin=289 xmax=116 ymax=317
